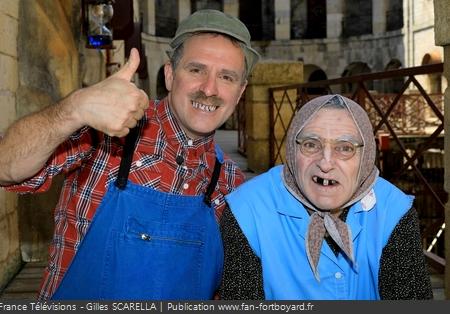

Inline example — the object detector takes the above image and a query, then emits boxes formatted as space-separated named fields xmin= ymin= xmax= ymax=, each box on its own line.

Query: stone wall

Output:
xmin=0 ymin=0 xmax=21 ymax=291
xmin=15 ymin=0 xmax=82 ymax=263
xmin=434 ymin=0 xmax=450 ymax=300
xmin=0 ymin=0 xmax=85 ymax=290
xmin=141 ymin=0 xmax=440 ymax=103
xmin=245 ymin=60 xmax=303 ymax=173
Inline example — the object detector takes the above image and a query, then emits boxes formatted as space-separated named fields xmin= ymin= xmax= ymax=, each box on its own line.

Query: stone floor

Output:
xmin=0 ymin=262 xmax=45 ymax=300
xmin=214 ymin=129 xmax=257 ymax=180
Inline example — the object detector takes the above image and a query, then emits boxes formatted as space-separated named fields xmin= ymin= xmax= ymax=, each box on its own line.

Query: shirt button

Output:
xmin=182 ymin=166 xmax=188 ymax=170
xmin=135 ymin=160 xmax=143 ymax=167
xmin=335 ymin=272 xmax=342 ymax=279
xmin=187 ymin=139 xmax=193 ymax=146
xmin=214 ymin=199 xmax=220 ymax=205
xmin=183 ymin=183 xmax=189 ymax=190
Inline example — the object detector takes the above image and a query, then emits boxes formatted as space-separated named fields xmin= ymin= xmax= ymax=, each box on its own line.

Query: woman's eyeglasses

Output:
xmin=295 ymin=136 xmax=364 ymax=160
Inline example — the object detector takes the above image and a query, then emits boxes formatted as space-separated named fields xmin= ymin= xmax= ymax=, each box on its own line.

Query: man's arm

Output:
xmin=0 ymin=48 xmax=149 ymax=186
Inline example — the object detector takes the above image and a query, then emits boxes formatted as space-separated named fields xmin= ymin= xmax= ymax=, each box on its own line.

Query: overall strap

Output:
xmin=203 ymin=144 xmax=224 ymax=206
xmin=203 ymin=157 xmax=222 ymax=206
xmin=115 ymin=127 xmax=140 ymax=190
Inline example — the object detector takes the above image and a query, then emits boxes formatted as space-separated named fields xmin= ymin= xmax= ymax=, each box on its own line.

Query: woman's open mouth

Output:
xmin=312 ymin=175 xmax=338 ymax=186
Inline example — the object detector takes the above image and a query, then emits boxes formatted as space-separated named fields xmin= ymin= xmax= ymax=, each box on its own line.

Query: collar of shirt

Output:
xmin=135 ymin=98 xmax=215 ymax=160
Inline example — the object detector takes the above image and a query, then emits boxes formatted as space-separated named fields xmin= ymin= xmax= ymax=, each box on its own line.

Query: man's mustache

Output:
xmin=189 ymin=91 xmax=223 ymax=107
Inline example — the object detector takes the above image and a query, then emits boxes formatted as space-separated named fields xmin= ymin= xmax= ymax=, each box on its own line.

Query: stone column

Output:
xmin=223 ymin=0 xmax=239 ymax=17
xmin=0 ymin=0 xmax=21 ymax=290
xmin=245 ymin=61 xmax=303 ymax=173
xmin=16 ymin=0 xmax=81 ymax=263
xmin=274 ymin=0 xmax=290 ymax=40
xmin=142 ymin=0 xmax=156 ymax=35
xmin=326 ymin=0 xmax=344 ymax=38
xmin=372 ymin=0 xmax=388 ymax=35
xmin=434 ymin=0 xmax=450 ymax=299
xmin=179 ymin=0 xmax=191 ymax=22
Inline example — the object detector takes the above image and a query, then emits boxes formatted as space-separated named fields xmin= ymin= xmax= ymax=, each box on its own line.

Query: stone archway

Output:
xmin=340 ymin=62 xmax=372 ymax=94
xmin=383 ymin=58 xmax=404 ymax=93
xmin=303 ymin=64 xmax=328 ymax=94
xmin=422 ymin=51 xmax=444 ymax=93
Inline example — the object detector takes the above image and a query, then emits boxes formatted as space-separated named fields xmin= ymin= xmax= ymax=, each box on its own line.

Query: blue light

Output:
xmin=88 ymin=35 xmax=112 ymax=48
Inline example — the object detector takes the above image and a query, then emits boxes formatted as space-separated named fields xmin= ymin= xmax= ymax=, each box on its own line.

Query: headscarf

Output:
xmin=282 ymin=94 xmax=379 ymax=280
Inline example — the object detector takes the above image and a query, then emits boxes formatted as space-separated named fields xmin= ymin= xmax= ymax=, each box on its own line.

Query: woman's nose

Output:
xmin=317 ymin=145 xmax=335 ymax=171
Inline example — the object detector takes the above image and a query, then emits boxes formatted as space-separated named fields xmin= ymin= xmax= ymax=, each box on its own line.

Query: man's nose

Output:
xmin=199 ymin=73 xmax=219 ymax=96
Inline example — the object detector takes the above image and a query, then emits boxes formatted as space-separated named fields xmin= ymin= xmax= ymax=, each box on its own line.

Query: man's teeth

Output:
xmin=313 ymin=176 xmax=337 ymax=186
xmin=192 ymin=101 xmax=218 ymax=112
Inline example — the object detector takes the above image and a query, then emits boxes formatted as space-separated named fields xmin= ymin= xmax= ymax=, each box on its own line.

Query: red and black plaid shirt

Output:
xmin=4 ymin=98 xmax=244 ymax=300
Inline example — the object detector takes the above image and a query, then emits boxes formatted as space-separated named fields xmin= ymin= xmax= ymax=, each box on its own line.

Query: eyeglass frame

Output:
xmin=295 ymin=135 xmax=364 ymax=160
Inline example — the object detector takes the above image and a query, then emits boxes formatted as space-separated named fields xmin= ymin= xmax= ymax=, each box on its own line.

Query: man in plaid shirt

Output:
xmin=0 ymin=9 xmax=259 ymax=300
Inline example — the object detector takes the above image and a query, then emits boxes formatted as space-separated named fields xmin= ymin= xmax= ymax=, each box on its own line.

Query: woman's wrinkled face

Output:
xmin=295 ymin=108 xmax=363 ymax=211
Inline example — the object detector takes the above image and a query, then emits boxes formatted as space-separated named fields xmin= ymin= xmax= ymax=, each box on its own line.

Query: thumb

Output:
xmin=113 ymin=48 xmax=140 ymax=81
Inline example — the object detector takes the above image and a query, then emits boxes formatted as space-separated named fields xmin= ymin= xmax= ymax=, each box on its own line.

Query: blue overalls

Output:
xmin=52 ymin=127 xmax=224 ymax=300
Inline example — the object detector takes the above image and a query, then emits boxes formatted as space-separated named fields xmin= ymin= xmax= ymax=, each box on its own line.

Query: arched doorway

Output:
xmin=421 ymin=51 xmax=444 ymax=94
xmin=383 ymin=59 xmax=403 ymax=93
xmin=340 ymin=62 xmax=372 ymax=94
xmin=303 ymin=64 xmax=328 ymax=95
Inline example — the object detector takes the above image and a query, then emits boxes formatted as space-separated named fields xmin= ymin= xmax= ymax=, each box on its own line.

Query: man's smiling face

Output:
xmin=164 ymin=33 xmax=247 ymax=139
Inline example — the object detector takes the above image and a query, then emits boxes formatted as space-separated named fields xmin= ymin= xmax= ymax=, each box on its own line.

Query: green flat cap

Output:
xmin=168 ymin=9 xmax=260 ymax=76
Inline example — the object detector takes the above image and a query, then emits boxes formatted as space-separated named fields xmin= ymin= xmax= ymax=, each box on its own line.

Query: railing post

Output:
xmin=269 ymin=89 xmax=274 ymax=167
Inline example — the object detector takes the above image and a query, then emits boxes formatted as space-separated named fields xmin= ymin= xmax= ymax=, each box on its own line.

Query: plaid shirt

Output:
xmin=4 ymin=98 xmax=244 ymax=300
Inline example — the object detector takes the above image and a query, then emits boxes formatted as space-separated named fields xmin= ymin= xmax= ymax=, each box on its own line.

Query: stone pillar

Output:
xmin=0 ymin=1 xmax=19 ymax=131
xmin=223 ymin=0 xmax=239 ymax=17
xmin=0 ymin=0 xmax=21 ymax=290
xmin=434 ymin=0 xmax=450 ymax=299
xmin=179 ymin=0 xmax=190 ymax=22
xmin=245 ymin=61 xmax=303 ymax=173
xmin=372 ymin=0 xmax=388 ymax=35
xmin=274 ymin=0 xmax=290 ymax=40
xmin=326 ymin=0 xmax=344 ymax=38
xmin=16 ymin=0 xmax=81 ymax=263
xmin=142 ymin=0 xmax=156 ymax=35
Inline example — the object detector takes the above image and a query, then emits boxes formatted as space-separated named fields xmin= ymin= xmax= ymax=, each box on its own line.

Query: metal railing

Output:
xmin=267 ymin=63 xmax=446 ymax=272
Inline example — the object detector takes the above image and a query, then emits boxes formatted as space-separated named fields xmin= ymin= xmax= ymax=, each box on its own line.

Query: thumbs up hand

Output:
xmin=69 ymin=48 xmax=149 ymax=137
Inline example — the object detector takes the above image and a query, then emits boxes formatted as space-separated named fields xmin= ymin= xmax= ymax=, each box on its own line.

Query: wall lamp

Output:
xmin=82 ymin=0 xmax=115 ymax=49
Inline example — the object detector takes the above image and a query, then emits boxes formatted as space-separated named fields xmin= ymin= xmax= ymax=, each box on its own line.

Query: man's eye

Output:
xmin=219 ymin=74 xmax=236 ymax=83
xmin=189 ymin=68 xmax=201 ymax=74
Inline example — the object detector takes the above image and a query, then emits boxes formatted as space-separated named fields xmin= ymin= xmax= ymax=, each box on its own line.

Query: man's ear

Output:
xmin=164 ymin=62 xmax=174 ymax=91
xmin=238 ymin=80 xmax=248 ymax=101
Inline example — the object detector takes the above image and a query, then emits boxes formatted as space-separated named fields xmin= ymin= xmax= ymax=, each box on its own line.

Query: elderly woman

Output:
xmin=220 ymin=94 xmax=433 ymax=300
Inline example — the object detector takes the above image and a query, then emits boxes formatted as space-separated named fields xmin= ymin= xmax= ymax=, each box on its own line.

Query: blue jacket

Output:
xmin=226 ymin=165 xmax=413 ymax=300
